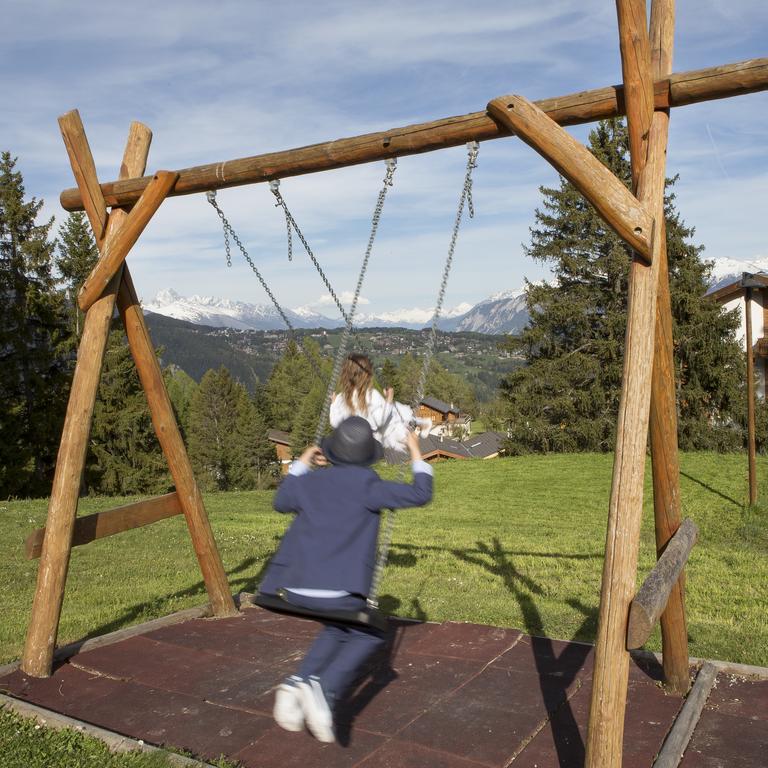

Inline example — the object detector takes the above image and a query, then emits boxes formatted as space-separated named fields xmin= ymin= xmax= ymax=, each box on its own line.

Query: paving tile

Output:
xmin=73 ymin=679 xmax=272 ymax=760
xmin=680 ymin=710 xmax=768 ymax=767
xmin=73 ymin=635 xmax=283 ymax=700
xmin=403 ymin=621 xmax=522 ymax=663
xmin=145 ymin=615 xmax=308 ymax=667
xmin=397 ymin=667 xmax=575 ymax=766
xmin=359 ymin=740 xmax=493 ymax=767
xmin=492 ymin=634 xmax=594 ymax=680
xmin=238 ymin=605 xmax=323 ymax=639
xmin=0 ymin=663 xmax=125 ymax=720
xmin=512 ymin=675 xmax=682 ymax=768
xmin=706 ymin=675 xmax=768 ymax=722
xmin=232 ymin=723 xmax=385 ymax=767
xmin=336 ymin=653 xmax=486 ymax=737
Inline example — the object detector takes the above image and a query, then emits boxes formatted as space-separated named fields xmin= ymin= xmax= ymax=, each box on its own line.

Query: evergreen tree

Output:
xmin=56 ymin=211 xmax=99 ymax=339
xmin=499 ymin=119 xmax=745 ymax=453
xmin=390 ymin=353 xmax=475 ymax=413
xmin=188 ymin=367 xmax=241 ymax=491
xmin=165 ymin=366 xmax=198 ymax=440
xmin=86 ymin=330 xmax=170 ymax=495
xmin=230 ymin=386 xmax=276 ymax=489
xmin=0 ymin=152 xmax=69 ymax=497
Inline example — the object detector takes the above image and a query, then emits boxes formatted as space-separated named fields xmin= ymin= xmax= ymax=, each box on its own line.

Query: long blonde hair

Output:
xmin=339 ymin=353 xmax=374 ymax=414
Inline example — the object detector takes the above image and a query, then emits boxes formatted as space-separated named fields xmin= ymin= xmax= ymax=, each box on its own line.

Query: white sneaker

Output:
xmin=297 ymin=676 xmax=335 ymax=743
xmin=273 ymin=676 xmax=304 ymax=732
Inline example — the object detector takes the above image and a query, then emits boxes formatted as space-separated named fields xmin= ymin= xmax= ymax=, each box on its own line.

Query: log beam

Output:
xmin=59 ymin=57 xmax=768 ymax=211
xmin=77 ymin=171 xmax=179 ymax=312
xmin=116 ymin=268 xmax=237 ymax=619
xmin=627 ymin=518 xmax=698 ymax=648
xmin=585 ymin=109 xmax=671 ymax=768
xmin=21 ymin=119 xmax=152 ymax=678
xmin=24 ymin=493 xmax=184 ymax=560
xmin=648 ymin=0 xmax=691 ymax=697
xmin=487 ymin=95 xmax=654 ymax=262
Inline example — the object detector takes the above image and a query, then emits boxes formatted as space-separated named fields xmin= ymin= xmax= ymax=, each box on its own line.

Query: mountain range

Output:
xmin=143 ymin=255 xmax=768 ymax=336
xmin=144 ymin=288 xmax=530 ymax=335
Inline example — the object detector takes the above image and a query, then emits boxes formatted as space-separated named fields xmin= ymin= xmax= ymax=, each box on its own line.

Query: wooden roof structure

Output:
xmin=22 ymin=4 xmax=768 ymax=766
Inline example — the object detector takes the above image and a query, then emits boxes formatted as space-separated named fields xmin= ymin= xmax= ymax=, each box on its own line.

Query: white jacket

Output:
xmin=329 ymin=389 xmax=414 ymax=450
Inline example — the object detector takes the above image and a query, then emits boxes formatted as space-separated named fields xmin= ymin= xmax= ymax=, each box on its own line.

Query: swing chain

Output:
xmin=313 ymin=157 xmax=398 ymax=448
xmin=269 ymin=180 xmax=293 ymax=261
xmin=205 ymin=190 xmax=324 ymax=379
xmin=367 ymin=142 xmax=479 ymax=609
xmin=270 ymin=182 xmax=351 ymax=326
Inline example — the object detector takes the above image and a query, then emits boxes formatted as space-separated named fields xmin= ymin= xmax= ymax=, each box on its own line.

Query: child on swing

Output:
xmin=329 ymin=353 xmax=432 ymax=453
xmin=260 ymin=416 xmax=432 ymax=743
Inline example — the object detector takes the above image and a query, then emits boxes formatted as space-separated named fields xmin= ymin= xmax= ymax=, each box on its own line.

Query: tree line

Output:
xmin=2 ymin=121 xmax=762 ymax=498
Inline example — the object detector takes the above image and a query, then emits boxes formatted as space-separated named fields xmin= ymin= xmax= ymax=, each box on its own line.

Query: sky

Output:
xmin=2 ymin=0 xmax=767 ymax=317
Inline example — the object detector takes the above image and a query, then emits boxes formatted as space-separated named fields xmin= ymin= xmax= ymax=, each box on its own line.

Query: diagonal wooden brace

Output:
xmin=77 ymin=170 xmax=179 ymax=311
xmin=58 ymin=111 xmax=109 ymax=246
xmin=487 ymin=95 xmax=654 ymax=263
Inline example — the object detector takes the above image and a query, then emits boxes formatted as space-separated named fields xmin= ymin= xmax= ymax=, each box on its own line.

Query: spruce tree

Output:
xmin=57 ymin=211 xmax=99 ymax=339
xmin=499 ymin=119 xmax=745 ymax=453
xmin=230 ymin=386 xmax=276 ymax=489
xmin=188 ymin=366 xmax=241 ymax=491
xmin=86 ymin=330 xmax=170 ymax=495
xmin=0 ymin=152 xmax=69 ymax=496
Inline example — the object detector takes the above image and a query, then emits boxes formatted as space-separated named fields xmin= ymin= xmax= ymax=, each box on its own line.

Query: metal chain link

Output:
xmin=206 ymin=190 xmax=324 ymax=379
xmin=313 ymin=158 xmax=397 ymax=447
xmin=270 ymin=183 xmax=351 ymax=325
xmin=270 ymin=180 xmax=293 ymax=261
xmin=367 ymin=141 xmax=479 ymax=608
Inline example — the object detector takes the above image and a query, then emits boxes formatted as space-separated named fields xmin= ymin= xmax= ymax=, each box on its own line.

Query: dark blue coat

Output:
xmin=259 ymin=463 xmax=432 ymax=598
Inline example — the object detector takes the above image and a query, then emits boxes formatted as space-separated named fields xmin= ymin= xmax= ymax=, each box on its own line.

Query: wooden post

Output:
xmin=116 ymin=268 xmax=237 ymax=618
xmin=486 ymin=95 xmax=654 ymax=261
xmin=58 ymin=58 xmax=768 ymax=212
xmin=745 ymin=286 xmax=758 ymax=505
xmin=585 ymin=111 xmax=671 ymax=768
xmin=21 ymin=119 xmax=152 ymax=677
xmin=647 ymin=0 xmax=691 ymax=696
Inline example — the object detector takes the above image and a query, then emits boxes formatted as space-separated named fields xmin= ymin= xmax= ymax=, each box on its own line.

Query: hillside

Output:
xmin=144 ymin=312 xmax=522 ymax=400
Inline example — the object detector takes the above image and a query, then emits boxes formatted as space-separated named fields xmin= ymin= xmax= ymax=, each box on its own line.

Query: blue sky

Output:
xmin=3 ymin=0 xmax=767 ymax=316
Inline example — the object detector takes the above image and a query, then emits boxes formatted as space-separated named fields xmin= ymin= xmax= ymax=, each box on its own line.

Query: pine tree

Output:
xmin=499 ymin=119 xmax=745 ymax=453
xmin=230 ymin=386 xmax=276 ymax=489
xmin=86 ymin=330 xmax=170 ymax=495
xmin=188 ymin=366 xmax=245 ymax=491
xmin=165 ymin=366 xmax=198 ymax=440
xmin=0 ymin=152 xmax=69 ymax=497
xmin=57 ymin=211 xmax=99 ymax=339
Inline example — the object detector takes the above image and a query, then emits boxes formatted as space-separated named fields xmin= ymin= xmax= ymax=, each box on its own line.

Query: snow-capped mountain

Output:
xmin=143 ymin=290 xmax=489 ymax=332
xmin=144 ymin=289 xmax=339 ymax=330
xmin=706 ymin=255 xmax=768 ymax=294
xmin=441 ymin=290 xmax=529 ymax=334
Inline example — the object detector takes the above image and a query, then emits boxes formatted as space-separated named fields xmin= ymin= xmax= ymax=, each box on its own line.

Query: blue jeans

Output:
xmin=283 ymin=593 xmax=387 ymax=702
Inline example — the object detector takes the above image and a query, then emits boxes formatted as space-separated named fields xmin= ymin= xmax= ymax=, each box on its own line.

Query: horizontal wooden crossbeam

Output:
xmin=24 ymin=493 xmax=183 ymax=560
xmin=60 ymin=57 xmax=768 ymax=211
xmin=626 ymin=518 xmax=699 ymax=649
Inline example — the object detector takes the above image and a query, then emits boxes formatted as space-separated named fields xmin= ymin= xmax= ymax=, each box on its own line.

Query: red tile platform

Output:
xmin=2 ymin=606 xmax=765 ymax=767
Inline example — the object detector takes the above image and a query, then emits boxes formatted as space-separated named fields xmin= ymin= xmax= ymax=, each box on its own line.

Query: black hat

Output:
xmin=320 ymin=416 xmax=384 ymax=467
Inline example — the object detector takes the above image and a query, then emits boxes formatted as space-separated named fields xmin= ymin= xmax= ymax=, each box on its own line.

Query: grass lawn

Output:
xmin=2 ymin=452 xmax=767 ymax=672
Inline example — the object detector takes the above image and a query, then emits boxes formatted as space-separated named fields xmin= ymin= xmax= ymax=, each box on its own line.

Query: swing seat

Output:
xmin=251 ymin=589 xmax=389 ymax=632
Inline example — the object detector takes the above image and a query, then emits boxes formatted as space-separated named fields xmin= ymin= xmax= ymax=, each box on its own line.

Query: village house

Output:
xmin=416 ymin=396 xmax=472 ymax=439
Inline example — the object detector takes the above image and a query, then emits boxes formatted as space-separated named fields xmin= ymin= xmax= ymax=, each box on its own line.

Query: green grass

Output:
xmin=2 ymin=452 xmax=767 ymax=672
xmin=0 ymin=706 xmax=236 ymax=767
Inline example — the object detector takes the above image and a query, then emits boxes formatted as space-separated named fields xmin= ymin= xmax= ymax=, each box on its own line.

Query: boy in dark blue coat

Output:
xmin=260 ymin=416 xmax=432 ymax=743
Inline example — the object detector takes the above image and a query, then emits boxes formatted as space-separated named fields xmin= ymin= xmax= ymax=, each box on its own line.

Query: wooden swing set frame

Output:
xmin=21 ymin=1 xmax=768 ymax=765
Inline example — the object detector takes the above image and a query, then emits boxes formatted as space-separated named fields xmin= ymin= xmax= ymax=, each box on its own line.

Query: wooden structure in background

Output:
xmin=24 ymin=2 xmax=768 ymax=764
xmin=710 ymin=272 xmax=767 ymax=506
